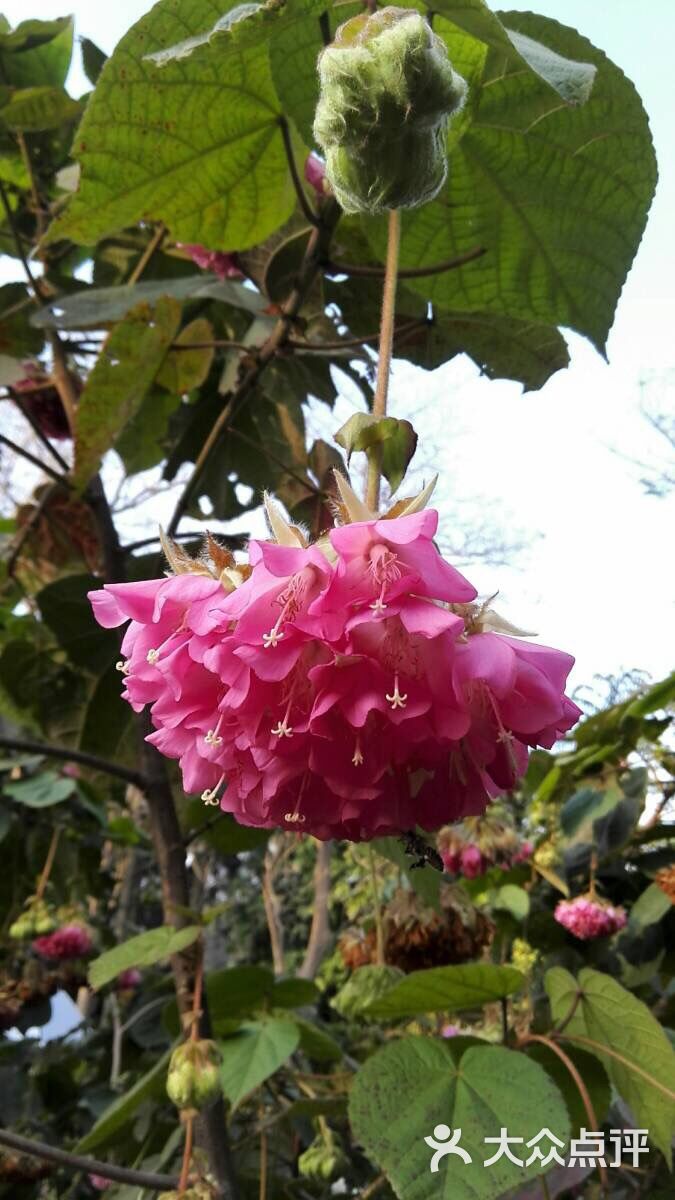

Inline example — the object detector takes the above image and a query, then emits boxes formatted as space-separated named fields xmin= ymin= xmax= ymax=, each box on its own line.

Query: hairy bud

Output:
xmin=299 ymin=1132 xmax=348 ymax=1182
xmin=313 ymin=7 xmax=466 ymax=213
xmin=166 ymin=1039 xmax=222 ymax=1112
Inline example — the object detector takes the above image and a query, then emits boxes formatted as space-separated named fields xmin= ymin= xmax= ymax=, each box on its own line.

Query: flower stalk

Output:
xmin=366 ymin=207 xmax=402 ymax=511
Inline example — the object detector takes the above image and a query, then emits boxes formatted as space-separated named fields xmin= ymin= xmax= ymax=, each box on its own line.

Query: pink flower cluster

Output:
xmin=305 ymin=153 xmax=329 ymax=197
xmin=32 ymin=923 xmax=93 ymax=961
xmin=177 ymin=242 xmax=243 ymax=279
xmin=90 ymin=507 xmax=580 ymax=841
xmin=554 ymin=896 xmax=627 ymax=940
xmin=441 ymin=839 xmax=534 ymax=878
xmin=117 ymin=968 xmax=142 ymax=990
xmin=88 ymin=1175 xmax=112 ymax=1192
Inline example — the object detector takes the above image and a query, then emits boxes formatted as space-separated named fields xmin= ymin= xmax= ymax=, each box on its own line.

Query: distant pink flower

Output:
xmin=554 ymin=896 xmax=627 ymax=940
xmin=33 ymin=924 xmax=93 ymax=960
xmin=441 ymin=1024 xmax=460 ymax=1038
xmin=88 ymin=1174 xmax=111 ymax=1191
xmin=61 ymin=763 xmax=80 ymax=779
xmin=117 ymin=968 xmax=142 ymax=990
xmin=177 ymin=242 xmax=243 ymax=279
xmin=304 ymin=153 xmax=329 ymax=197
xmin=459 ymin=844 xmax=485 ymax=879
xmin=90 ymin=504 xmax=579 ymax=842
xmin=512 ymin=840 xmax=534 ymax=865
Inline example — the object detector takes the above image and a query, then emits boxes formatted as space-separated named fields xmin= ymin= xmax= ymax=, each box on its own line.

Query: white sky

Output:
xmin=1 ymin=0 xmax=673 ymax=695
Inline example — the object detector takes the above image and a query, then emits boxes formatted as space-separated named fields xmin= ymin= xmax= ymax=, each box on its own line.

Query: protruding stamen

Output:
xmin=369 ymin=586 xmax=388 ymax=614
xmin=352 ymin=737 xmax=364 ymax=766
xmin=146 ymin=648 xmax=160 ymax=665
xmin=201 ymin=773 xmax=225 ymax=806
xmin=284 ymin=811 xmax=306 ymax=824
xmin=271 ymin=720 xmax=293 ymax=739
xmin=115 ymin=660 xmax=130 ymax=675
xmin=262 ymin=626 xmax=284 ymax=649
xmin=205 ymin=712 xmax=224 ymax=746
xmin=386 ymin=673 xmax=408 ymax=710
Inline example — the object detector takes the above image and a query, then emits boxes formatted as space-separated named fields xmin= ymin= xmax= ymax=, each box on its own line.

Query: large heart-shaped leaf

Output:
xmin=545 ymin=967 xmax=675 ymax=1164
xmin=375 ymin=13 xmax=656 ymax=353
xmin=349 ymin=1039 xmax=571 ymax=1200
xmin=46 ymin=0 xmax=295 ymax=251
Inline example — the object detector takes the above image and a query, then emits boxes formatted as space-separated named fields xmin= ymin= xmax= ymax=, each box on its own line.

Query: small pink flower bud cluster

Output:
xmin=554 ymin=896 xmax=627 ymax=940
xmin=90 ymin=498 xmax=579 ymax=842
xmin=440 ymin=814 xmax=534 ymax=879
xmin=116 ymin=967 xmax=142 ymax=990
xmin=32 ymin=923 xmax=93 ymax=961
xmin=304 ymin=153 xmax=330 ymax=197
xmin=177 ymin=242 xmax=242 ymax=279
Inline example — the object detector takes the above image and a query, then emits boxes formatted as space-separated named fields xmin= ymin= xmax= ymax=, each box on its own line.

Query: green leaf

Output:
xmin=76 ymin=1047 xmax=173 ymax=1153
xmin=74 ymin=296 xmax=181 ymax=488
xmin=431 ymin=2 xmax=596 ymax=103
xmin=47 ymin=0 xmax=295 ymax=251
xmin=4 ymin=772 xmax=76 ymax=808
xmin=0 ymin=86 xmax=80 ymax=131
xmin=218 ymin=1018 xmax=299 ymax=1109
xmin=115 ymin=388 xmax=181 ymax=476
xmin=0 ymin=283 xmax=43 ymax=357
xmin=272 ymin=978 xmax=319 ymax=1009
xmin=38 ymin=574 xmax=119 ymax=673
xmin=372 ymin=836 xmax=442 ymax=913
xmin=156 ymin=318 xmax=215 ymax=393
xmin=545 ymin=966 xmax=675 ymax=1164
xmin=373 ymin=13 xmax=656 ymax=354
xmin=335 ymin=413 xmax=418 ymax=492
xmin=628 ymin=882 xmax=672 ymax=931
xmin=622 ymin=671 xmax=675 ymax=721
xmin=349 ymin=1039 xmax=571 ymax=1200
xmin=181 ymin=800 xmax=269 ymax=854
xmin=332 ymin=966 xmax=405 ymax=1020
xmin=89 ymin=925 xmax=202 ymax=989
xmin=79 ymin=660 xmax=133 ymax=760
xmin=524 ymin=1042 xmax=611 ymax=1137
xmin=0 ymin=17 xmax=74 ymax=88
xmin=31 ymin=275 xmax=266 ymax=330
xmin=80 ymin=36 xmax=107 ymax=86
xmin=410 ymin=310 xmax=570 ymax=392
xmin=493 ymin=884 xmax=530 ymax=921
xmin=294 ymin=1016 xmax=343 ymax=1064
xmin=365 ymin=963 xmax=525 ymax=1019
xmin=560 ymin=782 xmax=623 ymax=840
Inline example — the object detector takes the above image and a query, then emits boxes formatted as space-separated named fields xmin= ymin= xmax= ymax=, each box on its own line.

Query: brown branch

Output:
xmin=262 ymin=840 xmax=286 ymax=977
xmin=325 ymin=244 xmax=485 ymax=279
xmin=0 ymin=735 xmax=147 ymax=789
xmin=279 ymin=115 xmax=320 ymax=228
xmin=298 ymin=841 xmax=333 ymax=980
xmin=0 ymin=1127 xmax=178 ymax=1192
xmin=127 ymin=222 xmax=166 ymax=285
xmin=288 ymin=317 xmax=428 ymax=355
xmin=167 ymin=200 xmax=341 ymax=536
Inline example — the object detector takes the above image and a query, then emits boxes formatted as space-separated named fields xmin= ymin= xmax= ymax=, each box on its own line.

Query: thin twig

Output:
xmin=0 ymin=1128 xmax=178 ymax=1192
xmin=367 ymin=845 xmax=386 ymax=966
xmin=0 ymin=433 xmax=67 ymax=484
xmin=326 ymin=244 xmax=485 ymax=279
xmin=366 ymin=207 xmax=401 ymax=511
xmin=0 ymin=735 xmax=147 ymax=789
xmin=35 ymin=826 xmax=61 ymax=901
xmin=127 ymin=222 xmax=166 ymax=285
xmin=167 ymin=202 xmax=341 ymax=536
xmin=279 ymin=116 xmax=320 ymax=228
xmin=178 ymin=1115 xmax=195 ymax=1194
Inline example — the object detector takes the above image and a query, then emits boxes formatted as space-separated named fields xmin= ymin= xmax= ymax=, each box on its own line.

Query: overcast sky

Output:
xmin=1 ymin=0 xmax=673 ymax=697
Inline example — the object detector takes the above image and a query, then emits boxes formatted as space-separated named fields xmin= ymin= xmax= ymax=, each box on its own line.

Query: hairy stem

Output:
xmin=366 ymin=207 xmax=401 ymax=511
xmin=0 ymin=735 xmax=147 ymax=789
xmin=299 ymin=840 xmax=333 ymax=980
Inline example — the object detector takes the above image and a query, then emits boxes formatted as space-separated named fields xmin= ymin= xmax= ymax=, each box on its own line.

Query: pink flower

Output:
xmin=177 ymin=242 xmax=242 ymax=279
xmin=89 ymin=502 xmax=579 ymax=842
xmin=88 ymin=1174 xmax=112 ymax=1191
xmin=459 ymin=844 xmax=485 ymax=879
xmin=441 ymin=1024 xmax=460 ymax=1038
xmin=304 ymin=153 xmax=329 ymax=197
xmin=554 ymin=896 xmax=627 ymax=940
xmin=512 ymin=840 xmax=534 ymax=865
xmin=33 ymin=924 xmax=93 ymax=960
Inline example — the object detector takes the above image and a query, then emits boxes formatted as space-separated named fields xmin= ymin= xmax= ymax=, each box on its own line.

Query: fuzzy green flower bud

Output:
xmin=298 ymin=1133 xmax=348 ymax=1182
xmin=166 ymin=1039 xmax=222 ymax=1112
xmin=9 ymin=918 xmax=31 ymax=940
xmin=313 ymin=7 xmax=466 ymax=214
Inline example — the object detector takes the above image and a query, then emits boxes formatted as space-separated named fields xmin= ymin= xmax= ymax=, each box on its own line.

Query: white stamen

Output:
xmin=352 ymin=741 xmax=364 ymax=766
xmin=115 ymin=660 xmax=130 ymax=675
xmin=146 ymin=648 xmax=160 ymax=665
xmin=201 ymin=773 xmax=225 ymax=806
xmin=284 ymin=811 xmax=306 ymax=824
xmin=386 ymin=674 xmax=408 ymax=710
xmin=205 ymin=713 xmax=224 ymax=746
xmin=262 ymin=627 xmax=284 ymax=648
xmin=271 ymin=720 xmax=293 ymax=739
